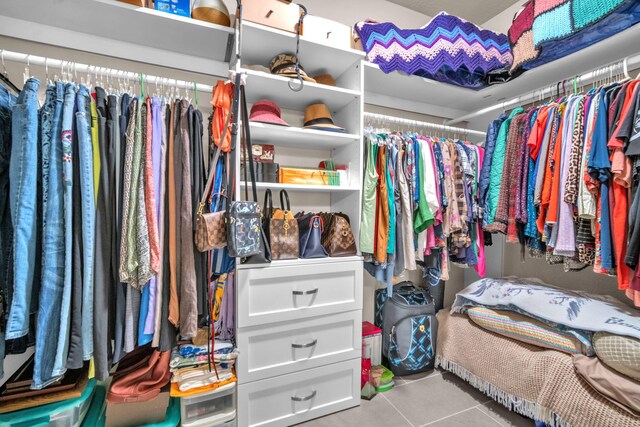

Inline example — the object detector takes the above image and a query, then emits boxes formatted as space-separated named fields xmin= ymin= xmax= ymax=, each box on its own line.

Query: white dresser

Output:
xmin=236 ymin=257 xmax=363 ymax=427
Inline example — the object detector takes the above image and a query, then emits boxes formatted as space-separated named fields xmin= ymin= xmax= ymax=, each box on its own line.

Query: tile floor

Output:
xmin=298 ymin=369 xmax=534 ymax=427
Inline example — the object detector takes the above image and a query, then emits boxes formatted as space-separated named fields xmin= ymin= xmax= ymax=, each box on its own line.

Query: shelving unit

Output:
xmin=0 ymin=0 xmax=233 ymax=75
xmin=236 ymin=17 xmax=364 ymax=427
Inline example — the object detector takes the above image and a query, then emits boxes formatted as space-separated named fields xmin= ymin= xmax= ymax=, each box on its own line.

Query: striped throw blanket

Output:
xmin=354 ymin=12 xmax=512 ymax=89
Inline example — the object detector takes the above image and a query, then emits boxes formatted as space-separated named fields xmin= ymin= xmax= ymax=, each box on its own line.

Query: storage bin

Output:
xmin=215 ymin=417 xmax=237 ymax=427
xmin=180 ymin=382 xmax=236 ymax=427
xmin=82 ymin=385 xmax=181 ymax=427
xmin=0 ymin=379 xmax=95 ymax=427
xmin=279 ymin=166 xmax=341 ymax=186
xmin=239 ymin=0 xmax=302 ymax=34
xmin=362 ymin=321 xmax=382 ymax=366
xmin=304 ymin=15 xmax=352 ymax=50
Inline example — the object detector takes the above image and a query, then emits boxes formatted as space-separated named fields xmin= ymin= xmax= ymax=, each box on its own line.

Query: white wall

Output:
xmin=223 ymin=0 xmax=432 ymax=28
xmin=502 ymin=236 xmax=635 ymax=308
xmin=481 ymin=0 xmax=528 ymax=33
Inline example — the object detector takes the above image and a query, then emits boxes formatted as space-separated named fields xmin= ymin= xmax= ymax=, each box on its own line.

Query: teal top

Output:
xmin=485 ymin=107 xmax=524 ymax=225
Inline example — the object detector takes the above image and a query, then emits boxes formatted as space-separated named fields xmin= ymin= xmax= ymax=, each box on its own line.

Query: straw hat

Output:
xmin=270 ymin=54 xmax=316 ymax=83
xmin=249 ymin=100 xmax=289 ymax=126
xmin=303 ymin=104 xmax=346 ymax=133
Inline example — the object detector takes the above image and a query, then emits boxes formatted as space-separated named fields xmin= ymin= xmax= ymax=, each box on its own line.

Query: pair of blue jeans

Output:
xmin=6 ymin=78 xmax=40 ymax=345
xmin=33 ymin=82 xmax=65 ymax=389
xmin=75 ymin=85 xmax=95 ymax=360
xmin=0 ymin=84 xmax=17 ymax=380
xmin=51 ymin=82 xmax=77 ymax=380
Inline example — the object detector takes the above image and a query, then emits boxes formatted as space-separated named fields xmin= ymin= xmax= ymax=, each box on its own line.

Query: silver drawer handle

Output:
xmin=291 ymin=390 xmax=316 ymax=402
xmin=291 ymin=339 xmax=317 ymax=349
xmin=292 ymin=288 xmax=318 ymax=296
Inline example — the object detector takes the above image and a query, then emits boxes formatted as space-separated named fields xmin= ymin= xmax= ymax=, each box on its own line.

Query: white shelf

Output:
xmin=364 ymin=23 xmax=640 ymax=116
xmin=0 ymin=0 xmax=233 ymax=75
xmin=249 ymin=122 xmax=360 ymax=149
xmin=241 ymin=182 xmax=359 ymax=193
xmin=236 ymin=255 xmax=363 ymax=270
xmin=240 ymin=21 xmax=364 ymax=80
xmin=243 ymin=69 xmax=360 ymax=112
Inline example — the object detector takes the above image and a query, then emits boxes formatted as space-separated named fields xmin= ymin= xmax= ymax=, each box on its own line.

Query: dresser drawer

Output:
xmin=237 ymin=260 xmax=362 ymax=328
xmin=237 ymin=310 xmax=361 ymax=383
xmin=237 ymin=358 xmax=360 ymax=427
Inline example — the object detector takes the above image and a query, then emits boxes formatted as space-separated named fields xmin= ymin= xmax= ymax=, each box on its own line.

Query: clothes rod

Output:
xmin=0 ymin=49 xmax=215 ymax=93
xmin=364 ymin=112 xmax=486 ymax=137
xmin=446 ymin=52 xmax=640 ymax=125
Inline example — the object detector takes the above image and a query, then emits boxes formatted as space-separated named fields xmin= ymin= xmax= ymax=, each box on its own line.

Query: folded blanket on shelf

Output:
xmin=510 ymin=0 xmax=640 ymax=72
xmin=354 ymin=12 xmax=512 ymax=89
xmin=436 ymin=311 xmax=639 ymax=427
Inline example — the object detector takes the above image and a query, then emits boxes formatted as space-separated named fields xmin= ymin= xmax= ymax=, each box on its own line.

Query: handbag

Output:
xmin=228 ymin=84 xmax=267 ymax=261
xmin=194 ymin=82 xmax=234 ymax=253
xmin=296 ymin=213 xmax=328 ymax=258
xmin=320 ymin=212 xmax=358 ymax=256
xmin=268 ymin=189 xmax=299 ymax=260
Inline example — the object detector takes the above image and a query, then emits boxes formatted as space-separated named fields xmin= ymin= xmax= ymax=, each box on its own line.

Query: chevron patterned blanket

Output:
xmin=354 ymin=12 xmax=512 ymax=89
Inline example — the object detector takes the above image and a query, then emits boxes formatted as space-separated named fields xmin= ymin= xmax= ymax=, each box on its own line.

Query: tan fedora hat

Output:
xmin=270 ymin=54 xmax=316 ymax=83
xmin=312 ymin=74 xmax=336 ymax=86
xmin=303 ymin=104 xmax=347 ymax=133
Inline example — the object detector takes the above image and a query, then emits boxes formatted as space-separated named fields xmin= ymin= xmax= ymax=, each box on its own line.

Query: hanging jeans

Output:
xmin=0 ymin=84 xmax=17 ymax=380
xmin=6 ymin=78 xmax=40 ymax=344
xmin=75 ymin=85 xmax=95 ymax=360
xmin=50 ymin=82 xmax=77 ymax=380
xmin=33 ymin=82 xmax=65 ymax=389
xmin=93 ymin=88 xmax=115 ymax=380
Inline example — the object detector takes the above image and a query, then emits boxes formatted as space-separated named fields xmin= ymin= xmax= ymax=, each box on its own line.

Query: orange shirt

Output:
xmin=545 ymin=107 xmax=566 ymax=226
xmin=527 ymin=106 xmax=550 ymax=160
xmin=537 ymin=110 xmax=563 ymax=234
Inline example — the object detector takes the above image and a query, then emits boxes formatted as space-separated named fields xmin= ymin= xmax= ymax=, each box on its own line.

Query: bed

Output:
xmin=435 ymin=278 xmax=640 ymax=427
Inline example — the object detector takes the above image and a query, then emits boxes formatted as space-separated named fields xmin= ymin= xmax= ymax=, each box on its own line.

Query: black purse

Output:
xmin=296 ymin=213 xmax=328 ymax=259
xmin=225 ymin=79 xmax=263 ymax=259
xmin=239 ymin=86 xmax=271 ymax=265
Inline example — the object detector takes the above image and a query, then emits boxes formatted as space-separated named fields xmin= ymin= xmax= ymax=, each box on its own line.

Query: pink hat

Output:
xmin=249 ymin=100 xmax=289 ymax=126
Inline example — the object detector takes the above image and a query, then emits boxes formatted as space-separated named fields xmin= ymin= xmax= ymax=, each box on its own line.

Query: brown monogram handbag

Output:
xmin=263 ymin=189 xmax=299 ymax=260
xmin=194 ymin=91 xmax=232 ymax=253
xmin=320 ymin=212 xmax=357 ymax=256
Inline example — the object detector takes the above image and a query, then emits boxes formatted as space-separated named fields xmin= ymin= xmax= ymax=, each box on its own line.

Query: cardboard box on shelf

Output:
xmin=105 ymin=387 xmax=170 ymax=427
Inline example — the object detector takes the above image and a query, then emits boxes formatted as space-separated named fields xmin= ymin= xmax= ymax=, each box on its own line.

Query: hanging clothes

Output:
xmin=0 ymin=72 xmax=233 ymax=385
xmin=361 ymin=127 xmax=486 ymax=296
xmin=481 ymin=78 xmax=640 ymax=308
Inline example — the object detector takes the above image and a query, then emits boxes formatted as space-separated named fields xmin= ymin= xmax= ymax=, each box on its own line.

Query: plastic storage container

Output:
xmin=362 ymin=321 xmax=382 ymax=366
xmin=0 ymin=379 xmax=95 ymax=427
xmin=180 ymin=382 xmax=236 ymax=427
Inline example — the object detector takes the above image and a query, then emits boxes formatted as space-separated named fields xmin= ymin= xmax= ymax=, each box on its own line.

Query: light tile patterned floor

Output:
xmin=298 ymin=369 xmax=534 ymax=427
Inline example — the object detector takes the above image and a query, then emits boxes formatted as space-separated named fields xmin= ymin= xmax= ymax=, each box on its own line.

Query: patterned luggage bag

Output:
xmin=379 ymin=282 xmax=438 ymax=376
